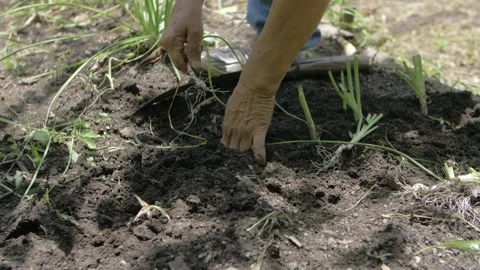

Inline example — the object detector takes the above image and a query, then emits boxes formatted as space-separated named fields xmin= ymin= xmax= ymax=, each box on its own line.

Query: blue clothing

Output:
xmin=246 ymin=0 xmax=322 ymax=50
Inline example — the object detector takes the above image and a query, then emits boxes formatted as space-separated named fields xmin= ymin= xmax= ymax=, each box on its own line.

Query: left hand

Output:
xmin=159 ymin=0 xmax=203 ymax=73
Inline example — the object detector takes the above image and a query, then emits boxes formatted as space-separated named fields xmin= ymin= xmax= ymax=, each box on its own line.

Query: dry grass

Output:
xmin=351 ymin=0 xmax=480 ymax=94
xmin=208 ymin=0 xmax=479 ymax=94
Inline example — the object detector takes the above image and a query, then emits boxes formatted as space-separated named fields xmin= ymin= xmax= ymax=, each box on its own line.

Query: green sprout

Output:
xmin=415 ymin=239 xmax=480 ymax=256
xmin=328 ymin=55 xmax=363 ymax=121
xmin=396 ymin=54 xmax=428 ymax=115
xmin=297 ymin=84 xmax=318 ymax=140
xmin=443 ymin=162 xmax=480 ymax=183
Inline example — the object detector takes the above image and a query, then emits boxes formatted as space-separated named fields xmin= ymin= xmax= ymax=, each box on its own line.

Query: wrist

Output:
xmin=238 ymin=63 xmax=281 ymax=98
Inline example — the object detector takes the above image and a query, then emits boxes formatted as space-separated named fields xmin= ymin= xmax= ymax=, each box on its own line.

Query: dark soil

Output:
xmin=1 ymin=3 xmax=480 ymax=270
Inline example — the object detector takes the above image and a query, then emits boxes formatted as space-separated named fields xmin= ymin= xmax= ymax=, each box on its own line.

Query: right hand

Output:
xmin=221 ymin=82 xmax=276 ymax=165
xmin=160 ymin=0 xmax=203 ymax=73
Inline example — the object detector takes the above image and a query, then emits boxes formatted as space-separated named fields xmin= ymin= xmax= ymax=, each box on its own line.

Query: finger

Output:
xmin=221 ymin=122 xmax=232 ymax=146
xmin=161 ymin=36 xmax=188 ymax=73
xmin=238 ymin=130 xmax=253 ymax=151
xmin=186 ymin=28 xmax=203 ymax=70
xmin=228 ymin=129 xmax=242 ymax=150
xmin=252 ymin=127 xmax=268 ymax=165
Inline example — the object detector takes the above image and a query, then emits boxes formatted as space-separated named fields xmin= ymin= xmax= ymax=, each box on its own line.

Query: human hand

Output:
xmin=160 ymin=0 xmax=203 ymax=73
xmin=221 ymin=83 xmax=275 ymax=165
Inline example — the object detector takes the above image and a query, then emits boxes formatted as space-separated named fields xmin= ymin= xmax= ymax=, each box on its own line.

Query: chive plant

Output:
xmin=396 ymin=54 xmax=428 ymax=115
xmin=318 ymin=55 xmax=383 ymax=171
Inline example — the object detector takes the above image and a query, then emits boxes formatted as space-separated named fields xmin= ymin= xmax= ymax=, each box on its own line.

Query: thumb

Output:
xmin=186 ymin=29 xmax=203 ymax=70
xmin=252 ymin=127 xmax=268 ymax=165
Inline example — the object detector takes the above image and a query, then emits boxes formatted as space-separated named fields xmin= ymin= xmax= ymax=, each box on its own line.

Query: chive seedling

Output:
xmin=318 ymin=55 xmax=383 ymax=171
xmin=396 ymin=54 xmax=428 ymax=115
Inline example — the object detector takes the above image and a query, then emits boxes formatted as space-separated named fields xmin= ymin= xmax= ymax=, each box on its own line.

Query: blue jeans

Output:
xmin=246 ymin=0 xmax=322 ymax=50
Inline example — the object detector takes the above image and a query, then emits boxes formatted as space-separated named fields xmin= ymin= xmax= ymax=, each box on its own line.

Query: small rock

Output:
xmin=119 ymin=127 xmax=135 ymax=139
xmin=319 ymin=245 xmax=328 ymax=251
xmin=285 ymin=235 xmax=303 ymax=248
xmin=225 ymin=267 xmax=238 ymax=270
xmin=170 ymin=199 xmax=189 ymax=219
xmin=327 ymin=237 xmax=336 ymax=245
xmin=168 ymin=255 xmax=191 ymax=270
xmin=0 ymin=262 xmax=13 ymax=270
xmin=132 ymin=224 xmax=156 ymax=241
xmin=203 ymin=253 xmax=213 ymax=264
xmin=186 ymin=195 xmax=201 ymax=205
xmin=287 ymin=261 xmax=298 ymax=270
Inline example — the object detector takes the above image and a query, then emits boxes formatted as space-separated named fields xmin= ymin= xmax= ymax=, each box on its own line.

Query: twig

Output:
xmin=0 ymin=182 xmax=14 ymax=194
xmin=0 ymin=159 xmax=16 ymax=166
xmin=0 ymin=191 xmax=14 ymax=200
xmin=344 ymin=184 xmax=377 ymax=212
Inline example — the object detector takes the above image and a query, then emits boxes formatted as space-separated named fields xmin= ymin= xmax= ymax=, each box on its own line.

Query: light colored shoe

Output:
xmin=200 ymin=42 xmax=329 ymax=75
xmin=200 ymin=46 xmax=251 ymax=75
xmin=200 ymin=23 xmax=355 ymax=75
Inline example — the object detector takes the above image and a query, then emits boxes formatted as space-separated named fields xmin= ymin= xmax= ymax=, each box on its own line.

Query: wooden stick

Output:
xmin=287 ymin=55 xmax=370 ymax=78
xmin=133 ymin=55 xmax=373 ymax=115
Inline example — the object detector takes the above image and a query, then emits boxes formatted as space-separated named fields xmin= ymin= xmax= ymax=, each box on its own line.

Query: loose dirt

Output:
xmin=1 ymin=2 xmax=480 ymax=270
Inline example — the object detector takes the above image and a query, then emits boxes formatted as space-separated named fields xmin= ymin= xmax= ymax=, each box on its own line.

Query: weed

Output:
xmin=247 ymin=211 xmax=292 ymax=270
xmin=247 ymin=211 xmax=292 ymax=237
xmin=0 ymin=114 xmax=108 ymax=199
xmin=132 ymin=194 xmax=170 ymax=223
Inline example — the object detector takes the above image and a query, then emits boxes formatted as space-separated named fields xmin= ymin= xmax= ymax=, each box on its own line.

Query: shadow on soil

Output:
xmin=1 ymin=57 xmax=480 ymax=269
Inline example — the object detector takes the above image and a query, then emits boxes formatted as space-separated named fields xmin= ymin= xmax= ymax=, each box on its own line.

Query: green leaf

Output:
xmin=81 ymin=138 xmax=97 ymax=150
xmin=80 ymin=129 xmax=96 ymax=138
xmin=32 ymin=130 xmax=50 ymax=144
xmin=65 ymin=139 xmax=79 ymax=164
xmin=416 ymin=240 xmax=480 ymax=255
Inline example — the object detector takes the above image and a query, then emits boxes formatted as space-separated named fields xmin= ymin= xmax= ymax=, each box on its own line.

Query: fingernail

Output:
xmin=191 ymin=60 xmax=201 ymax=70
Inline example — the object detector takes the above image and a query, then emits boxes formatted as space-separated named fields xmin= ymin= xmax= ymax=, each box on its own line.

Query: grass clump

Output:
xmin=120 ymin=0 xmax=174 ymax=48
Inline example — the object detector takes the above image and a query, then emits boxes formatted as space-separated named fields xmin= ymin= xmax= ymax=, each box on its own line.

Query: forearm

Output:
xmin=239 ymin=0 xmax=331 ymax=96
